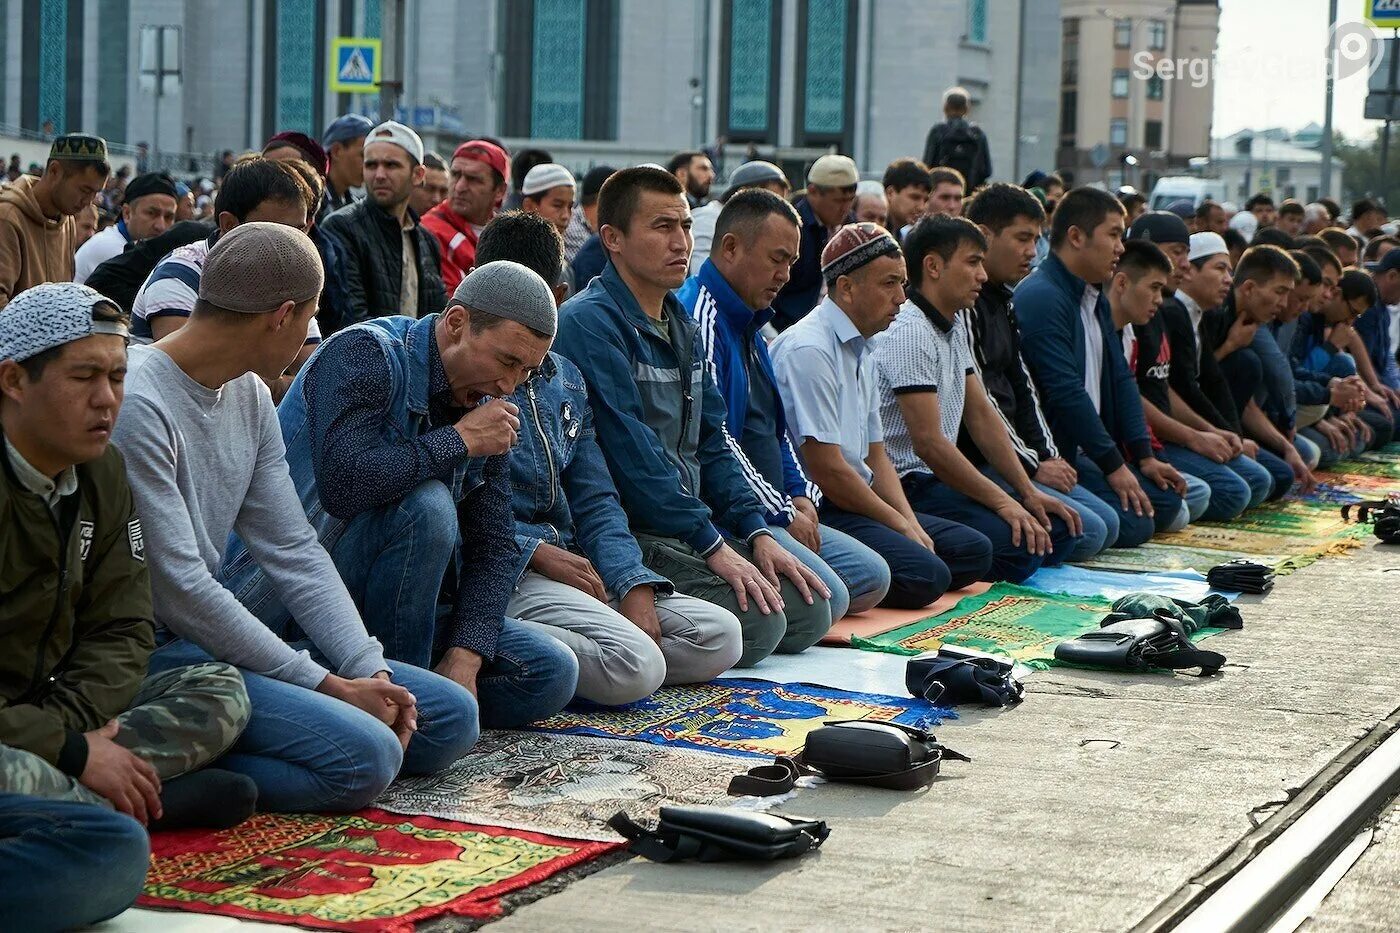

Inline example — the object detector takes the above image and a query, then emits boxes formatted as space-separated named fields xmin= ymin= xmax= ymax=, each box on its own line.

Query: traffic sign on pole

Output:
xmin=329 ymin=38 xmax=381 ymax=94
xmin=1366 ymin=0 xmax=1400 ymax=29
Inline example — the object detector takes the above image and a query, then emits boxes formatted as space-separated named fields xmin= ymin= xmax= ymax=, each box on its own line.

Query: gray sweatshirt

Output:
xmin=114 ymin=345 xmax=388 ymax=688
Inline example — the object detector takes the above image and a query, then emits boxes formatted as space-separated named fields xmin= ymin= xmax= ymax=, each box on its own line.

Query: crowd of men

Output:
xmin=2 ymin=83 xmax=1399 ymax=929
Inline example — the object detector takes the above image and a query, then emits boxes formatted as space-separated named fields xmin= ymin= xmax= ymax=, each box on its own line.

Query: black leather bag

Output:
xmin=608 ymin=805 xmax=829 ymax=862
xmin=1053 ymin=610 xmax=1225 ymax=674
xmin=905 ymin=647 xmax=1023 ymax=707
xmin=728 ymin=721 xmax=970 ymax=795
xmin=1342 ymin=499 xmax=1400 ymax=544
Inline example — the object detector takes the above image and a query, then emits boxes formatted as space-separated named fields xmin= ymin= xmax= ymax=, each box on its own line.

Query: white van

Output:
xmin=1148 ymin=176 xmax=1229 ymax=211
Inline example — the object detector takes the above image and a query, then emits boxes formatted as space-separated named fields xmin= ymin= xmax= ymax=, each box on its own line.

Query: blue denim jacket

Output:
xmin=508 ymin=352 xmax=671 ymax=599
xmin=226 ymin=313 xmax=516 ymax=658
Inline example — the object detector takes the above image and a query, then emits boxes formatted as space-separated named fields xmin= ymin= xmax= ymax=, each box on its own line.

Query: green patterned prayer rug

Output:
xmin=851 ymin=583 xmax=1114 ymax=669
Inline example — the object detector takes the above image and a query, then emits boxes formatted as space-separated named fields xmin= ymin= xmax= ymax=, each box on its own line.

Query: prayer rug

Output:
xmin=377 ymin=731 xmax=739 ymax=841
xmin=820 ymin=582 xmax=992 ymax=645
xmin=137 ymin=809 xmax=618 ymax=932
xmin=1076 ymin=542 xmax=1293 ymax=574
xmin=530 ymin=678 xmax=950 ymax=758
xmin=1024 ymin=565 xmax=1235 ymax=602
xmin=851 ymin=583 xmax=1114 ymax=669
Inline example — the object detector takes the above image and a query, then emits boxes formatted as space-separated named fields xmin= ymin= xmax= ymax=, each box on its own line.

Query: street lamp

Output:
xmin=138 ymin=25 xmax=182 ymax=170
xmin=1120 ymin=152 xmax=1139 ymax=189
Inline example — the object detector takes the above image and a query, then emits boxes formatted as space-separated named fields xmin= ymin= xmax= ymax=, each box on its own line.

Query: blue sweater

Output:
xmin=1014 ymin=252 xmax=1153 ymax=474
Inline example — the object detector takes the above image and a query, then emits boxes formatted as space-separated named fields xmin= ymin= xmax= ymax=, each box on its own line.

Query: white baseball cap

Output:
xmin=1188 ymin=232 xmax=1229 ymax=262
xmin=364 ymin=120 xmax=423 ymax=165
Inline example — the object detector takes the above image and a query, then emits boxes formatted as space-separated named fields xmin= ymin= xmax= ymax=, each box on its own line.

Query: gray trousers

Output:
xmin=508 ymin=571 xmax=743 ymax=706
xmin=0 ymin=662 xmax=251 ymax=805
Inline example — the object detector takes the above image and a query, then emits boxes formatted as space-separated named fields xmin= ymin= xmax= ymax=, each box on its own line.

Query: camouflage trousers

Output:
xmin=0 ymin=662 xmax=251 ymax=806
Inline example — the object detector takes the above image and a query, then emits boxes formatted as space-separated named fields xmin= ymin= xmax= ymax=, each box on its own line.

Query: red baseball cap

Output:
xmin=452 ymin=140 xmax=509 ymax=184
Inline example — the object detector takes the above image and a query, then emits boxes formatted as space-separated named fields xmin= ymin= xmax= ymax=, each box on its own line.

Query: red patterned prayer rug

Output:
xmin=137 ymin=808 xmax=621 ymax=932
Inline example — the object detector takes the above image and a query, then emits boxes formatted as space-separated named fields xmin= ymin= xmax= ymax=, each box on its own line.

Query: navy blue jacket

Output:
xmin=1015 ymin=252 xmax=1153 ymax=474
xmin=508 ymin=352 xmax=671 ymax=600
xmin=770 ymin=197 xmax=849 ymax=331
xmin=677 ymin=260 xmax=817 ymax=525
xmin=1356 ymin=301 xmax=1400 ymax=390
xmin=570 ymin=234 xmax=608 ymax=294
xmin=553 ymin=262 xmax=770 ymax=556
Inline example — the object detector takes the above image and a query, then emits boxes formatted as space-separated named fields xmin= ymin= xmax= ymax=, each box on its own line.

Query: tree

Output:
xmin=1335 ymin=129 xmax=1400 ymax=209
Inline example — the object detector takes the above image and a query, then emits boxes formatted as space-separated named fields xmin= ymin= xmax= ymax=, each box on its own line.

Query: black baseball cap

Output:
xmin=1126 ymin=211 xmax=1191 ymax=246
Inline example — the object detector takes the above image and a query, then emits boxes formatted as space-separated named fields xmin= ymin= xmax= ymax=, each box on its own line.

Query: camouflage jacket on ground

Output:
xmin=0 ymin=437 xmax=155 ymax=773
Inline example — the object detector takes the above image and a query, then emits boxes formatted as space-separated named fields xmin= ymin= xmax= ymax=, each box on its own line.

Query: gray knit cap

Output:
xmin=450 ymin=260 xmax=557 ymax=338
xmin=200 ymin=222 xmax=325 ymax=313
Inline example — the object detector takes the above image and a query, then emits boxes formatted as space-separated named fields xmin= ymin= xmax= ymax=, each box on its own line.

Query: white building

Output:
xmin=1207 ymin=128 xmax=1341 ymax=204
xmin=2 ymin=0 xmax=1061 ymax=185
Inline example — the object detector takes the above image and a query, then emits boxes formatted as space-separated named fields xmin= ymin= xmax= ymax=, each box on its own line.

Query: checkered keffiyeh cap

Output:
xmin=821 ymin=222 xmax=902 ymax=284
xmin=0 ymin=283 xmax=127 ymax=363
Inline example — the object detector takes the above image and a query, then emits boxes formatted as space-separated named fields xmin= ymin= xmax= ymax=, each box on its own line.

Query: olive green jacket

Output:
xmin=0 ymin=436 xmax=155 ymax=774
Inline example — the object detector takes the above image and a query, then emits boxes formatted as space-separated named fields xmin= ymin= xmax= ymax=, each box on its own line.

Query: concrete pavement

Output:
xmin=491 ymin=542 xmax=1400 ymax=933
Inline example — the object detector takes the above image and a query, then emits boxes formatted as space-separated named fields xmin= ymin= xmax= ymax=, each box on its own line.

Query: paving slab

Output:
xmin=494 ymin=543 xmax=1400 ymax=933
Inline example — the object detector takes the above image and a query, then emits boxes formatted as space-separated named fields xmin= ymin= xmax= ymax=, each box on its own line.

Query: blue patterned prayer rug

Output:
xmin=528 ymin=679 xmax=951 ymax=758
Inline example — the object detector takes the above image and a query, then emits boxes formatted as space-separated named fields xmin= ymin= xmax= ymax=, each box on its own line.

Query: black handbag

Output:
xmin=727 ymin=720 xmax=970 ymax=795
xmin=905 ymin=646 xmax=1023 ymax=707
xmin=608 ymin=805 xmax=829 ymax=862
xmin=1342 ymin=499 xmax=1400 ymax=544
xmin=1053 ymin=610 xmax=1225 ymax=674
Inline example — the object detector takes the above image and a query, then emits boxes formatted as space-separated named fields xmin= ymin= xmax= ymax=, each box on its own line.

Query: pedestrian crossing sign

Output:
xmin=1368 ymin=0 xmax=1400 ymax=28
xmin=330 ymin=38 xmax=381 ymax=93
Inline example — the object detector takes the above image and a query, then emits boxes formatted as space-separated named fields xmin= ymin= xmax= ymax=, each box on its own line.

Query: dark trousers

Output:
xmin=1253 ymin=447 xmax=1296 ymax=500
xmin=1359 ymin=405 xmax=1398 ymax=450
xmin=1073 ymin=455 xmax=1183 ymax=548
xmin=818 ymin=502 xmax=993 ymax=609
xmin=900 ymin=471 xmax=1079 ymax=582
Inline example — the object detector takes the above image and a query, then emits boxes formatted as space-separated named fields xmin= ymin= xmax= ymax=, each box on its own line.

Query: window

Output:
xmin=966 ymin=0 xmax=987 ymax=44
xmin=1148 ymin=19 xmax=1166 ymax=51
xmin=1060 ymin=90 xmax=1077 ymax=143
xmin=797 ymin=0 xmax=856 ymax=144
xmin=1114 ymin=18 xmax=1132 ymax=49
xmin=1062 ymin=18 xmax=1078 ymax=85
xmin=1112 ymin=69 xmax=1129 ymax=98
xmin=1110 ymin=118 xmax=1129 ymax=147
xmin=501 ymin=0 xmax=619 ymax=140
xmin=97 ymin=0 xmax=130 ymax=141
xmin=1144 ymin=120 xmax=1162 ymax=149
xmin=1146 ymin=74 xmax=1164 ymax=101
xmin=1276 ymin=167 xmax=1291 ymax=184
xmin=1306 ymin=185 xmax=1320 ymax=203
xmin=721 ymin=0 xmax=782 ymax=142
xmin=275 ymin=0 xmax=318 ymax=133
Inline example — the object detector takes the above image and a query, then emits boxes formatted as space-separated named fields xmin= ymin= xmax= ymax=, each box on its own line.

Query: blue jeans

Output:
xmin=1298 ymin=425 xmax=1350 ymax=466
xmin=1293 ymin=432 xmax=1323 ymax=469
xmin=1254 ymin=447 xmax=1297 ymax=499
xmin=902 ymin=471 xmax=1080 ymax=582
xmin=223 ymin=480 xmax=577 ymax=728
xmin=819 ymin=502 xmax=994 ymax=609
xmin=1159 ymin=444 xmax=1270 ymax=521
xmin=1032 ymin=480 xmax=1116 ymax=559
xmin=0 ymin=794 xmax=150 ymax=932
xmin=148 ymin=637 xmax=479 ymax=813
xmin=1169 ymin=472 xmax=1213 ymax=530
xmin=768 ymin=522 xmax=891 ymax=620
xmin=1073 ymin=455 xmax=1183 ymax=548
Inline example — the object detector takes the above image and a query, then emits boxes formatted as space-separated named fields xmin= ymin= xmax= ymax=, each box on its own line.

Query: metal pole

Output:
xmin=152 ymin=28 xmax=163 ymax=169
xmin=378 ymin=0 xmax=402 ymax=122
xmin=1381 ymin=30 xmax=1399 ymax=181
xmin=1320 ymin=0 xmax=1338 ymax=198
xmin=1012 ymin=0 xmax=1026 ymax=182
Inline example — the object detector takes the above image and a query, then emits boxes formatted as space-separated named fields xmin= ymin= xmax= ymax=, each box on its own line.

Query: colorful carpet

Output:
xmin=137 ymin=809 xmax=618 ymax=932
xmin=529 ymin=678 xmax=950 ymax=758
xmin=376 ymin=731 xmax=739 ymax=841
xmin=851 ymin=583 xmax=1115 ymax=668
xmin=819 ymin=582 xmax=992 ymax=645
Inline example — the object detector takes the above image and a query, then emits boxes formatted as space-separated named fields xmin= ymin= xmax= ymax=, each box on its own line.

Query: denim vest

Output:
xmin=286 ymin=314 xmax=486 ymax=548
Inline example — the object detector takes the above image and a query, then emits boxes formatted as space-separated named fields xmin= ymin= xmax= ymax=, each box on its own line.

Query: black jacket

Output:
xmin=962 ymin=282 xmax=1058 ymax=475
xmin=921 ymin=118 xmax=992 ymax=191
xmin=319 ymin=199 xmax=446 ymax=335
xmin=86 ymin=220 xmax=213 ymax=313
xmin=1160 ymin=294 xmax=1239 ymax=433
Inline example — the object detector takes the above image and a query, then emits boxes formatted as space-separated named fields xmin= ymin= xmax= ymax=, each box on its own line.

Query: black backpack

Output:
xmin=935 ymin=118 xmax=981 ymax=185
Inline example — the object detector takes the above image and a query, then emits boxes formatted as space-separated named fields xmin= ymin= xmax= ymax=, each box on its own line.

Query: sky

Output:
xmin=1212 ymin=0 xmax=1390 ymax=141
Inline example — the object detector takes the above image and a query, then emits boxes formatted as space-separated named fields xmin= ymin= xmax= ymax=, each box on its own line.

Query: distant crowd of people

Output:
xmin=1 ymin=83 xmax=1398 ymax=930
